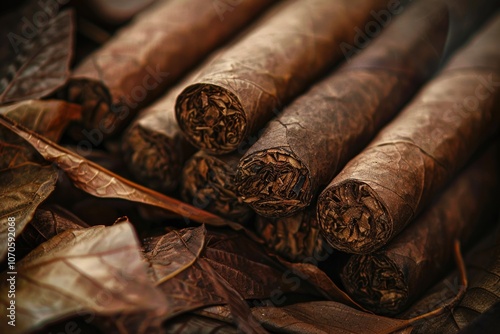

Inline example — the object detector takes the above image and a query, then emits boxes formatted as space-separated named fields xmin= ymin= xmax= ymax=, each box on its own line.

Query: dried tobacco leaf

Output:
xmin=251 ymin=301 xmax=412 ymax=334
xmin=0 ymin=99 xmax=82 ymax=141
xmin=15 ymin=204 xmax=88 ymax=259
xmin=0 ymin=220 xmax=167 ymax=334
xmin=0 ymin=163 xmax=58 ymax=259
xmin=0 ymin=9 xmax=74 ymax=103
xmin=0 ymin=114 xmax=254 ymax=235
xmin=163 ymin=314 xmax=237 ymax=334
xmin=317 ymin=12 xmax=500 ymax=254
xmin=175 ymin=0 xmax=392 ymax=154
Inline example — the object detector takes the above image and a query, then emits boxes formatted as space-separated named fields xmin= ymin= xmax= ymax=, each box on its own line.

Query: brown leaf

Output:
xmin=0 ymin=219 xmax=167 ymax=334
xmin=0 ymin=163 xmax=58 ymax=259
xmin=0 ymin=99 xmax=82 ymax=141
xmin=15 ymin=204 xmax=88 ymax=259
xmin=142 ymin=228 xmax=321 ymax=323
xmin=251 ymin=301 xmax=412 ymax=334
xmin=0 ymin=9 xmax=74 ymax=103
xmin=163 ymin=314 xmax=237 ymax=334
xmin=0 ymin=114 xmax=258 ymax=236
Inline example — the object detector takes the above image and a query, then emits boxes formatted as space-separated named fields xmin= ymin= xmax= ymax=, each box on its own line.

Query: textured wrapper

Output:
xmin=317 ymin=14 xmax=500 ymax=254
xmin=175 ymin=0 xmax=390 ymax=154
xmin=340 ymin=146 xmax=499 ymax=315
xmin=236 ymin=0 xmax=449 ymax=217
xmin=181 ymin=151 xmax=253 ymax=224
xmin=62 ymin=0 xmax=274 ymax=138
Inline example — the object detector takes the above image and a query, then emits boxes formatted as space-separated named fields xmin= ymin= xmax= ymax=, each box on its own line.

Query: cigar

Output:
xmin=61 ymin=0 xmax=274 ymax=139
xmin=340 ymin=147 xmax=499 ymax=315
xmin=255 ymin=206 xmax=330 ymax=262
xmin=236 ymin=0 xmax=449 ymax=217
xmin=180 ymin=151 xmax=253 ymax=224
xmin=122 ymin=74 xmax=197 ymax=193
xmin=317 ymin=13 xmax=500 ymax=254
xmin=401 ymin=225 xmax=500 ymax=333
xmin=175 ymin=0 xmax=391 ymax=155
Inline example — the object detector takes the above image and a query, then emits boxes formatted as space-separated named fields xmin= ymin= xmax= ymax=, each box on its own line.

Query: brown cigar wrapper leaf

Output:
xmin=181 ymin=151 xmax=253 ymax=224
xmin=236 ymin=0 xmax=449 ymax=217
xmin=318 ymin=14 xmax=500 ymax=254
xmin=62 ymin=0 xmax=274 ymax=139
xmin=175 ymin=0 xmax=391 ymax=154
xmin=340 ymin=146 xmax=499 ymax=315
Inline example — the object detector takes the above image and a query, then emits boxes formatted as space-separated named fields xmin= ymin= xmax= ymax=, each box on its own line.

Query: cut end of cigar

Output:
xmin=122 ymin=124 xmax=180 ymax=193
xmin=236 ymin=149 xmax=312 ymax=217
xmin=341 ymin=254 xmax=408 ymax=315
xmin=255 ymin=210 xmax=327 ymax=262
xmin=317 ymin=180 xmax=392 ymax=254
xmin=181 ymin=154 xmax=253 ymax=223
xmin=59 ymin=78 xmax=112 ymax=139
xmin=175 ymin=83 xmax=246 ymax=154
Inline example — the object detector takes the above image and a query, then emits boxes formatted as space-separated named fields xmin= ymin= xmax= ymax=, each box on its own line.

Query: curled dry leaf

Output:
xmin=0 ymin=163 xmax=58 ymax=259
xmin=0 ymin=9 xmax=74 ymax=103
xmin=0 ymin=99 xmax=82 ymax=142
xmin=15 ymin=204 xmax=88 ymax=259
xmin=251 ymin=301 xmax=411 ymax=334
xmin=0 ymin=114 xmax=257 ymax=238
xmin=163 ymin=314 xmax=237 ymax=334
xmin=0 ymin=220 xmax=167 ymax=334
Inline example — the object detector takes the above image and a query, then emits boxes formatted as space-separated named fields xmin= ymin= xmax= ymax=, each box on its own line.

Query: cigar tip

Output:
xmin=236 ymin=148 xmax=312 ymax=217
xmin=122 ymin=124 xmax=180 ymax=193
xmin=181 ymin=153 xmax=253 ymax=224
xmin=341 ymin=253 xmax=408 ymax=315
xmin=176 ymin=83 xmax=246 ymax=154
xmin=317 ymin=180 xmax=392 ymax=254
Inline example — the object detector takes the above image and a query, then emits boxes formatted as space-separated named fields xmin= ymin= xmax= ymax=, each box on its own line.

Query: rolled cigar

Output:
xmin=317 ymin=13 xmax=500 ymax=254
xmin=181 ymin=151 xmax=253 ymax=224
xmin=175 ymin=0 xmax=391 ymax=155
xmin=340 ymin=146 xmax=499 ymax=315
xmin=62 ymin=0 xmax=274 ymax=139
xmin=255 ymin=206 xmax=329 ymax=262
xmin=122 ymin=74 xmax=197 ymax=193
xmin=236 ymin=0 xmax=449 ymax=217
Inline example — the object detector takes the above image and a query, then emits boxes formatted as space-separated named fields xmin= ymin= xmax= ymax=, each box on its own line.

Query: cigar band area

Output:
xmin=175 ymin=83 xmax=246 ymax=154
xmin=317 ymin=180 xmax=392 ymax=254
xmin=236 ymin=148 xmax=312 ymax=217
xmin=342 ymin=253 xmax=408 ymax=315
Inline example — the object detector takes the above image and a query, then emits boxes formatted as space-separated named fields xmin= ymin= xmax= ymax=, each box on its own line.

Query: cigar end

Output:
xmin=255 ymin=209 xmax=327 ymax=262
xmin=176 ymin=83 xmax=246 ymax=154
xmin=341 ymin=254 xmax=408 ymax=315
xmin=122 ymin=124 xmax=181 ymax=193
xmin=317 ymin=180 xmax=392 ymax=254
xmin=58 ymin=78 xmax=113 ymax=139
xmin=236 ymin=148 xmax=312 ymax=217
xmin=181 ymin=153 xmax=253 ymax=224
